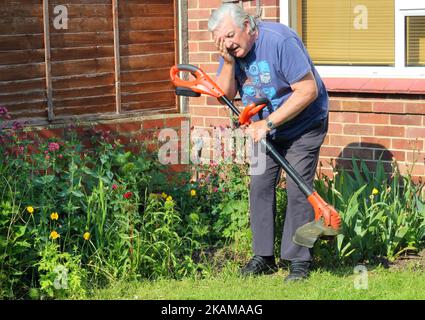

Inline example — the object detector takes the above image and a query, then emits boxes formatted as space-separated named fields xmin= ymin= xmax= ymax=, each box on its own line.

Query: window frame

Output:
xmin=280 ymin=0 xmax=425 ymax=79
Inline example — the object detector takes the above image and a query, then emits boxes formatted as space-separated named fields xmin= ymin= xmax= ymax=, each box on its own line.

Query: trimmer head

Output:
xmin=292 ymin=219 xmax=340 ymax=248
xmin=293 ymin=192 xmax=342 ymax=248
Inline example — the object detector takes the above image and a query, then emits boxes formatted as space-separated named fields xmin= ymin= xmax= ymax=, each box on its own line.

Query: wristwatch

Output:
xmin=265 ymin=116 xmax=276 ymax=130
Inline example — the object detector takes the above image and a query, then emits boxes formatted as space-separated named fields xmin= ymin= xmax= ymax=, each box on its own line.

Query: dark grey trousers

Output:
xmin=249 ymin=117 xmax=328 ymax=262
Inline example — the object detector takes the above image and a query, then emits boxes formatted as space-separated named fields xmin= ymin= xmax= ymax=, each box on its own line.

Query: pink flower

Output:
xmin=123 ymin=191 xmax=133 ymax=199
xmin=58 ymin=154 xmax=63 ymax=159
xmin=112 ymin=184 xmax=118 ymax=190
xmin=213 ymin=187 xmax=218 ymax=193
xmin=48 ymin=142 xmax=60 ymax=152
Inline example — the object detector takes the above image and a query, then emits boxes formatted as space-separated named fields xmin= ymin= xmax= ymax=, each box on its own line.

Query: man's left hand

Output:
xmin=246 ymin=120 xmax=270 ymax=143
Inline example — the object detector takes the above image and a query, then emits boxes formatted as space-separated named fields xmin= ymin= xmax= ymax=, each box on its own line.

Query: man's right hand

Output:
xmin=215 ymin=36 xmax=234 ymax=64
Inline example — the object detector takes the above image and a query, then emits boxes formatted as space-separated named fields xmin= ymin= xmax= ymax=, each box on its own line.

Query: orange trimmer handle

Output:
xmin=238 ymin=103 xmax=267 ymax=125
xmin=238 ymin=97 xmax=270 ymax=125
xmin=170 ymin=64 xmax=225 ymax=98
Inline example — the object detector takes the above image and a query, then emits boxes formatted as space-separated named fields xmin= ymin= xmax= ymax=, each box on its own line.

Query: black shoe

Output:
xmin=284 ymin=261 xmax=311 ymax=282
xmin=239 ymin=255 xmax=277 ymax=277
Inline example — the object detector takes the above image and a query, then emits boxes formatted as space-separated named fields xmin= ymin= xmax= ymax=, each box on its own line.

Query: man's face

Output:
xmin=213 ymin=15 xmax=254 ymax=58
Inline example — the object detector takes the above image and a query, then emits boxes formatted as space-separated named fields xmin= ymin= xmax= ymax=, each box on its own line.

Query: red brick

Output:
xmin=204 ymin=117 xmax=230 ymax=128
xmin=189 ymin=52 xmax=211 ymax=62
xmin=191 ymin=116 xmax=204 ymax=127
xmin=262 ymin=0 xmax=279 ymax=5
xmin=329 ymin=135 xmax=360 ymax=147
xmin=93 ymin=123 xmax=117 ymax=133
xmin=359 ymin=113 xmax=389 ymax=124
xmin=328 ymin=123 xmax=342 ymax=134
xmin=218 ymin=107 xmax=231 ymax=117
xmin=328 ymin=99 xmax=342 ymax=111
xmin=188 ymin=20 xmax=198 ymax=30
xmin=320 ymin=146 xmax=342 ymax=157
xmin=116 ymin=121 xmax=142 ymax=133
xmin=198 ymin=63 xmax=219 ymax=73
xmin=199 ymin=41 xmax=216 ymax=52
xmin=190 ymin=106 xmax=218 ymax=116
xmin=361 ymin=137 xmax=391 ymax=149
xmin=341 ymin=100 xmax=373 ymax=112
xmin=189 ymin=31 xmax=211 ymax=41
xmin=405 ymin=102 xmax=425 ymax=115
xmin=375 ymin=126 xmax=405 ymax=138
xmin=189 ymin=96 xmax=206 ymax=105
xmin=165 ymin=117 xmax=188 ymax=128
xmin=142 ymin=119 xmax=164 ymax=130
xmin=343 ymin=124 xmax=373 ymax=136
xmin=188 ymin=9 xmax=211 ymax=20
xmin=199 ymin=0 xmax=221 ymax=8
xmin=188 ymin=0 xmax=198 ymax=9
xmin=406 ymin=127 xmax=425 ymax=139
xmin=392 ymin=138 xmax=424 ymax=151
xmin=329 ymin=111 xmax=358 ymax=123
xmin=263 ymin=7 xmax=279 ymax=17
xmin=189 ymin=42 xmax=198 ymax=52
xmin=199 ymin=20 xmax=209 ymax=30
xmin=373 ymin=102 xmax=404 ymax=114
xmin=390 ymin=114 xmax=422 ymax=126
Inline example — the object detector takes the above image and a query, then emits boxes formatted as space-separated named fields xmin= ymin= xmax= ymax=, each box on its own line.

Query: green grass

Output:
xmin=89 ymin=265 xmax=425 ymax=300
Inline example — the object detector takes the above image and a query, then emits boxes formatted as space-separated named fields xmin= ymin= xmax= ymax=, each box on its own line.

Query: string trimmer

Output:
xmin=170 ymin=64 xmax=342 ymax=248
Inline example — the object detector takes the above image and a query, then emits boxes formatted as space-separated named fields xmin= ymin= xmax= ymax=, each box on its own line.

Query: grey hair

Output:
xmin=208 ymin=3 xmax=259 ymax=34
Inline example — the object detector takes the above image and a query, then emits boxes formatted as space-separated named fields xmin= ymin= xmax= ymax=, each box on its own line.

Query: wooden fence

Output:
xmin=0 ymin=0 xmax=178 ymax=123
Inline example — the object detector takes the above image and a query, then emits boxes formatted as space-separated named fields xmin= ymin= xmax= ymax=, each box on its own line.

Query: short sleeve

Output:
xmin=279 ymin=37 xmax=312 ymax=85
xmin=217 ymin=56 xmax=224 ymax=76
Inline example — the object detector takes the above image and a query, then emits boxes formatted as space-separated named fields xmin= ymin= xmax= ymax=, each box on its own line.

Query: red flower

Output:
xmin=123 ymin=191 xmax=133 ymax=199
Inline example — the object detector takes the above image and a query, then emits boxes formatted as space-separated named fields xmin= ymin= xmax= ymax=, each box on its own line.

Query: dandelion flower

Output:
xmin=190 ymin=189 xmax=196 ymax=197
xmin=27 ymin=206 xmax=34 ymax=214
xmin=50 ymin=231 xmax=60 ymax=240
xmin=372 ymin=188 xmax=379 ymax=195
xmin=161 ymin=192 xmax=168 ymax=199
xmin=166 ymin=195 xmax=173 ymax=202
xmin=50 ymin=212 xmax=59 ymax=220
xmin=83 ymin=232 xmax=91 ymax=241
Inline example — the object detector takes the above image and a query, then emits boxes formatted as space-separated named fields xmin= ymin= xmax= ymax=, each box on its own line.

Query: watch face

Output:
xmin=267 ymin=120 xmax=274 ymax=129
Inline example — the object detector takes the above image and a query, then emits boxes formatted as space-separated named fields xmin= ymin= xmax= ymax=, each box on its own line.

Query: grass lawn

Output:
xmin=90 ymin=264 xmax=425 ymax=300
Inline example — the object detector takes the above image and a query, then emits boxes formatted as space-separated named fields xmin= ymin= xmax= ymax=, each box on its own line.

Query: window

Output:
xmin=280 ymin=0 xmax=425 ymax=78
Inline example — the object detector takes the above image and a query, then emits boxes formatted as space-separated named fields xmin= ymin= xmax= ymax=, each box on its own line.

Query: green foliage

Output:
xmin=315 ymin=158 xmax=425 ymax=263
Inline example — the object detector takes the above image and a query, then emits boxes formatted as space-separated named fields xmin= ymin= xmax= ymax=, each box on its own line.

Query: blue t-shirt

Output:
xmin=218 ymin=22 xmax=328 ymax=140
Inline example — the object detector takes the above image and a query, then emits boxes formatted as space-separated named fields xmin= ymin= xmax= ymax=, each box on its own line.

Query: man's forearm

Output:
xmin=216 ymin=61 xmax=237 ymax=99
xmin=268 ymin=73 xmax=318 ymax=127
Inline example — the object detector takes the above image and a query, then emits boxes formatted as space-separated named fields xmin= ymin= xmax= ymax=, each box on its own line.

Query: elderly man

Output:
xmin=208 ymin=3 xmax=329 ymax=282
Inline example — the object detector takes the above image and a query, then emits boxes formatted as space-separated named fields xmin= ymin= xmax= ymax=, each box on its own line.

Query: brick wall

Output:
xmin=186 ymin=0 xmax=425 ymax=181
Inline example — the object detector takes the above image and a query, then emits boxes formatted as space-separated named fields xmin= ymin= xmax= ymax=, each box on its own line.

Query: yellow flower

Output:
xmin=190 ymin=189 xmax=196 ymax=197
xmin=49 ymin=231 xmax=60 ymax=240
xmin=83 ymin=232 xmax=91 ymax=241
xmin=50 ymin=212 xmax=59 ymax=220
xmin=161 ymin=192 xmax=168 ymax=199
xmin=27 ymin=206 xmax=34 ymax=214
xmin=372 ymin=188 xmax=379 ymax=195
xmin=166 ymin=195 xmax=173 ymax=202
